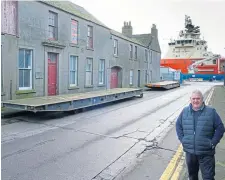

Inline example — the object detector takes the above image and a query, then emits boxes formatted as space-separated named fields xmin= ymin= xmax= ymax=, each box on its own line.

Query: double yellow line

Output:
xmin=159 ymin=87 xmax=214 ymax=180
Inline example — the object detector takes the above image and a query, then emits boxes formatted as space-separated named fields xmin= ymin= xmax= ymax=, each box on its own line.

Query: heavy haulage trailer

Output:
xmin=2 ymin=88 xmax=143 ymax=113
xmin=145 ymin=81 xmax=180 ymax=90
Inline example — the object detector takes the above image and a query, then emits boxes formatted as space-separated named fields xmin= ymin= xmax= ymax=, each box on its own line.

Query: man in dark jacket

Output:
xmin=176 ymin=89 xmax=224 ymax=180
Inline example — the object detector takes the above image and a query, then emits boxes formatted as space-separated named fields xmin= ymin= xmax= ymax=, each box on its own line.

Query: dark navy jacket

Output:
xmin=176 ymin=103 xmax=225 ymax=155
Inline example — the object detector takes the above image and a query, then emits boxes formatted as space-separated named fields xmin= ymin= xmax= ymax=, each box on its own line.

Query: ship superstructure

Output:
xmin=160 ymin=15 xmax=225 ymax=74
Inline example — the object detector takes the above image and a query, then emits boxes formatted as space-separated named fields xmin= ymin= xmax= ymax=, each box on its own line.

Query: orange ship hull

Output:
xmin=160 ymin=59 xmax=197 ymax=73
xmin=160 ymin=58 xmax=224 ymax=74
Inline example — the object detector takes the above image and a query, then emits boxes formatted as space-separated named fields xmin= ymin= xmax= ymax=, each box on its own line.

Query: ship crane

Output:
xmin=188 ymin=55 xmax=221 ymax=73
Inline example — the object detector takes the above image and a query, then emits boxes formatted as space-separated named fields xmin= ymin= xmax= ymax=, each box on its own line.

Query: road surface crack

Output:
xmin=136 ymin=139 xmax=176 ymax=158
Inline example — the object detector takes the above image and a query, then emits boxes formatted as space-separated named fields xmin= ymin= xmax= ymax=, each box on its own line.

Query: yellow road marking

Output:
xmin=159 ymin=144 xmax=183 ymax=180
xmin=171 ymin=155 xmax=185 ymax=180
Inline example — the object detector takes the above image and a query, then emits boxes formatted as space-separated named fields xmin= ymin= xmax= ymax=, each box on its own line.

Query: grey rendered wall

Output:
xmin=2 ymin=1 xmax=161 ymax=101
xmin=110 ymin=35 xmax=149 ymax=87
xmin=150 ymin=50 xmax=161 ymax=83
xmin=17 ymin=1 xmax=112 ymax=98
xmin=1 ymin=34 xmax=18 ymax=100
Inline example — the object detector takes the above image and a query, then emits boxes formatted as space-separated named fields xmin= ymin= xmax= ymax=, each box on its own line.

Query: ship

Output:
xmin=160 ymin=15 xmax=225 ymax=75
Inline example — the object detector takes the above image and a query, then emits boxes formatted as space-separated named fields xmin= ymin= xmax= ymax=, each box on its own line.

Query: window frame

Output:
xmin=130 ymin=44 xmax=133 ymax=59
xmin=113 ymin=39 xmax=118 ymax=56
xmin=48 ymin=11 xmax=58 ymax=40
xmin=85 ymin=57 xmax=93 ymax=86
xmin=87 ymin=25 xmax=93 ymax=49
xmin=69 ymin=55 xmax=78 ymax=87
xmin=129 ymin=70 xmax=133 ymax=85
xmin=98 ymin=59 xmax=105 ymax=85
xmin=134 ymin=46 xmax=137 ymax=59
xmin=18 ymin=48 xmax=33 ymax=90
xmin=71 ymin=19 xmax=78 ymax=44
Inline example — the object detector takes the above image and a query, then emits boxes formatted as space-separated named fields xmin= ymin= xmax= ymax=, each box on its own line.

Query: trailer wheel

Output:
xmin=139 ymin=93 xmax=143 ymax=98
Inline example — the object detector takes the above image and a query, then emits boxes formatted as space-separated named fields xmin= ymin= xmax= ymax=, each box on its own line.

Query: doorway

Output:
xmin=48 ymin=52 xmax=58 ymax=96
xmin=110 ymin=66 xmax=122 ymax=88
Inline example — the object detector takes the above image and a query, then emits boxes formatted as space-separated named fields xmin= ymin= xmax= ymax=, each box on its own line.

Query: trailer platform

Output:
xmin=145 ymin=81 xmax=180 ymax=90
xmin=1 ymin=88 xmax=143 ymax=112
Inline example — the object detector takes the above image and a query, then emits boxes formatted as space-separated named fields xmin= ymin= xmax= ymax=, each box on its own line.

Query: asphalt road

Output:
xmin=1 ymin=82 xmax=221 ymax=180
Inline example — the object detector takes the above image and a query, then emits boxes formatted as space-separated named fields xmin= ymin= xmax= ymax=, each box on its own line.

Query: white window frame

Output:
xmin=113 ymin=39 xmax=118 ymax=56
xmin=129 ymin=70 xmax=133 ymax=85
xmin=48 ymin=11 xmax=58 ymax=40
xmin=18 ymin=49 xmax=33 ymax=90
xmin=85 ymin=57 xmax=93 ymax=86
xmin=69 ymin=55 xmax=78 ymax=87
xmin=98 ymin=59 xmax=105 ymax=85
xmin=87 ymin=25 xmax=93 ymax=48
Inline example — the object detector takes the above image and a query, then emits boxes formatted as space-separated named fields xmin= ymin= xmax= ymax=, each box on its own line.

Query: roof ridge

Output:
xmin=39 ymin=0 xmax=109 ymax=29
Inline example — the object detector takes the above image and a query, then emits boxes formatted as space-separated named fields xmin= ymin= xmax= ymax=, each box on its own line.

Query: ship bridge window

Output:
xmin=168 ymin=42 xmax=175 ymax=45
xmin=177 ymin=41 xmax=181 ymax=44
xmin=213 ymin=60 xmax=216 ymax=64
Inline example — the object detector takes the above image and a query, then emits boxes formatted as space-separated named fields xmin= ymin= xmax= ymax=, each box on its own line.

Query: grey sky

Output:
xmin=70 ymin=0 xmax=225 ymax=58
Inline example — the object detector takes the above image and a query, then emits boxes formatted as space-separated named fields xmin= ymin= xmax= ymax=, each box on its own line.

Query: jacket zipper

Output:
xmin=193 ymin=113 xmax=196 ymax=154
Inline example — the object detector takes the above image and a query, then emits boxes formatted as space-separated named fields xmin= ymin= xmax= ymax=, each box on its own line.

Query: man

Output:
xmin=176 ymin=89 xmax=225 ymax=180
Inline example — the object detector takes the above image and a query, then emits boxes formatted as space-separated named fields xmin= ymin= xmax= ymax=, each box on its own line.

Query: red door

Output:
xmin=110 ymin=68 xmax=118 ymax=89
xmin=48 ymin=53 xmax=57 ymax=96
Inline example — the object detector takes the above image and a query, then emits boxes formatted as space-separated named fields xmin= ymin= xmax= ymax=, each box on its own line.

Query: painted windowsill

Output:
xmin=84 ymin=85 xmax=94 ymax=88
xmin=69 ymin=43 xmax=79 ymax=48
xmin=97 ymin=84 xmax=105 ymax=87
xmin=68 ymin=86 xmax=79 ymax=90
xmin=113 ymin=55 xmax=118 ymax=58
xmin=42 ymin=40 xmax=66 ymax=49
xmin=86 ymin=47 xmax=94 ymax=51
xmin=16 ymin=89 xmax=36 ymax=95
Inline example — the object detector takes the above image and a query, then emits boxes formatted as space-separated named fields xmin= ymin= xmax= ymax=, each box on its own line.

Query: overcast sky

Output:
xmin=70 ymin=0 xmax=225 ymax=58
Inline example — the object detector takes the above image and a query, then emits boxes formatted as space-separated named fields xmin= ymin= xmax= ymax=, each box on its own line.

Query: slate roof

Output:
xmin=40 ymin=0 xmax=108 ymax=28
xmin=110 ymin=30 xmax=147 ymax=47
xmin=39 ymin=0 xmax=160 ymax=51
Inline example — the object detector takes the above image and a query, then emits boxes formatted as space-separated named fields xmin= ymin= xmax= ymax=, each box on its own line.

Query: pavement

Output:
xmin=180 ymin=85 xmax=225 ymax=180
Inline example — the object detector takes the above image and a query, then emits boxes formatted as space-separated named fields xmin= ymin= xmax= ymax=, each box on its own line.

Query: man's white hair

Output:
xmin=191 ymin=89 xmax=204 ymax=100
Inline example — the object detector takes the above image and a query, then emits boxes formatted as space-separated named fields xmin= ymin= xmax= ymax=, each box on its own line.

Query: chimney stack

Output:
xmin=151 ymin=24 xmax=158 ymax=37
xmin=122 ymin=21 xmax=133 ymax=38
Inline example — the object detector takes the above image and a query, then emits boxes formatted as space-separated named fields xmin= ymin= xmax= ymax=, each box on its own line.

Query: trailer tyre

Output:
xmin=139 ymin=93 xmax=143 ymax=98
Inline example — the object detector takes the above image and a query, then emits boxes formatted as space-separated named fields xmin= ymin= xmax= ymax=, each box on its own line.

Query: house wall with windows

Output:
xmin=1 ymin=1 xmax=161 ymax=101
xmin=2 ymin=1 xmax=112 ymax=100
xmin=110 ymin=32 xmax=150 ymax=87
